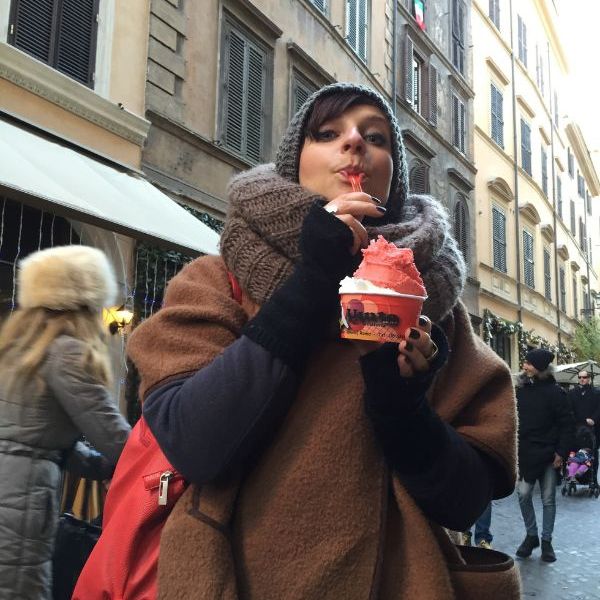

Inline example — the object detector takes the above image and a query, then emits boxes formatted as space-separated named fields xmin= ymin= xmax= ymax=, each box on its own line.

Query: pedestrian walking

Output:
xmin=515 ymin=348 xmax=575 ymax=562
xmin=568 ymin=370 xmax=600 ymax=484
xmin=0 ymin=246 xmax=131 ymax=600
xmin=128 ymin=82 xmax=520 ymax=598
xmin=461 ymin=501 xmax=494 ymax=549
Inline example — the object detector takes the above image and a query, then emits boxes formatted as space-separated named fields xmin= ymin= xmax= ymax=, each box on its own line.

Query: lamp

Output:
xmin=103 ymin=304 xmax=134 ymax=335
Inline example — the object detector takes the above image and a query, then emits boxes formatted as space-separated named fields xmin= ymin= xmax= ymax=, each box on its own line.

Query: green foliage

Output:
xmin=572 ymin=317 xmax=600 ymax=363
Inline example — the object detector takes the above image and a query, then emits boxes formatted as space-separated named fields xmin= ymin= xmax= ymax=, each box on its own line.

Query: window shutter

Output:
xmin=454 ymin=195 xmax=469 ymax=263
xmin=292 ymin=76 xmax=315 ymax=116
xmin=557 ymin=176 xmax=562 ymax=216
xmin=55 ymin=0 xmax=99 ymax=86
xmin=570 ymin=199 xmax=575 ymax=235
xmin=428 ymin=64 xmax=438 ymax=126
xmin=523 ymin=230 xmax=534 ymax=288
xmin=404 ymin=36 xmax=414 ymax=103
xmin=409 ymin=161 xmax=430 ymax=194
xmin=224 ymin=29 xmax=246 ymax=155
xmin=346 ymin=0 xmax=358 ymax=53
xmin=544 ymin=248 xmax=552 ymax=301
xmin=459 ymin=100 xmax=466 ymax=153
xmin=245 ymin=46 xmax=265 ymax=163
xmin=493 ymin=207 xmax=506 ymax=272
xmin=358 ymin=0 xmax=368 ymax=60
xmin=11 ymin=0 xmax=55 ymax=63
xmin=310 ymin=0 xmax=326 ymax=12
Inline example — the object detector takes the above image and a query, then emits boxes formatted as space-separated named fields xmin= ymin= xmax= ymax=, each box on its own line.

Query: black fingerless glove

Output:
xmin=242 ymin=202 xmax=358 ymax=371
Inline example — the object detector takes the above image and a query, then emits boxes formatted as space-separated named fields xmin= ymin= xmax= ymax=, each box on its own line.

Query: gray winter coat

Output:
xmin=0 ymin=335 xmax=131 ymax=600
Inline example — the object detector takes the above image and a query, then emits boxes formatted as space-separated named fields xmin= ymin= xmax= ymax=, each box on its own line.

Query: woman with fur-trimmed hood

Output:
xmin=0 ymin=246 xmax=131 ymax=599
xmin=514 ymin=348 xmax=575 ymax=563
xmin=123 ymin=83 xmax=520 ymax=599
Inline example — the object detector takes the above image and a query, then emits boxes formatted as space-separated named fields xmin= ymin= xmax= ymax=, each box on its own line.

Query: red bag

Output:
xmin=72 ymin=417 xmax=186 ymax=599
xmin=73 ymin=273 xmax=242 ymax=599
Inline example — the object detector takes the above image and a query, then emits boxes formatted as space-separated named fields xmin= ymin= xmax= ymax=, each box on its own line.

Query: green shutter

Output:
xmin=224 ymin=29 xmax=246 ymax=154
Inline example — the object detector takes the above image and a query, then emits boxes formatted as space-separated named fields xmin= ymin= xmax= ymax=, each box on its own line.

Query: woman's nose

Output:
xmin=341 ymin=128 xmax=365 ymax=153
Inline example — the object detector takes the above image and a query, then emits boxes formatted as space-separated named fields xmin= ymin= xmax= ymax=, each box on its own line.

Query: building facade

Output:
xmin=472 ymin=0 xmax=599 ymax=370
xmin=142 ymin=0 xmax=480 ymax=320
xmin=0 ymin=0 xmax=217 ymax=411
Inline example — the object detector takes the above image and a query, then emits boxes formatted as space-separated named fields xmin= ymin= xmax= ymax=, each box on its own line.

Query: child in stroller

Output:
xmin=562 ymin=425 xmax=600 ymax=498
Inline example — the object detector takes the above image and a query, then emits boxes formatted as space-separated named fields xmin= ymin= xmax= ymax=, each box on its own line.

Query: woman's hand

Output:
xmin=397 ymin=316 xmax=438 ymax=378
xmin=323 ymin=192 xmax=386 ymax=254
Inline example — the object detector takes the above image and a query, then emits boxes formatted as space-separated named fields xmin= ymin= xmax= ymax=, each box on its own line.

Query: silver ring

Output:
xmin=324 ymin=204 xmax=338 ymax=214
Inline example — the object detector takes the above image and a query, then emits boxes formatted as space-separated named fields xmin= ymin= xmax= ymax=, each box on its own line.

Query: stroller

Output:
xmin=561 ymin=424 xmax=600 ymax=498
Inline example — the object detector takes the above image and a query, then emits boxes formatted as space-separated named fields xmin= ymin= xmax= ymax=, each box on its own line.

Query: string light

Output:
xmin=10 ymin=203 xmax=23 ymax=312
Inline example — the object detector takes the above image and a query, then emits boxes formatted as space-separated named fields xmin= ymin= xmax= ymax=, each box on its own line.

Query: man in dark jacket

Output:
xmin=568 ymin=370 xmax=600 ymax=484
xmin=515 ymin=348 xmax=575 ymax=563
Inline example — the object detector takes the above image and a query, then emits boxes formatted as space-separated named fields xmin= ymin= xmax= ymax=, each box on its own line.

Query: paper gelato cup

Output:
xmin=339 ymin=291 xmax=426 ymax=343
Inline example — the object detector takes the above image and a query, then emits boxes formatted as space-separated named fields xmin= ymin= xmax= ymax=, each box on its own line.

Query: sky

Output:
xmin=557 ymin=0 xmax=600 ymax=176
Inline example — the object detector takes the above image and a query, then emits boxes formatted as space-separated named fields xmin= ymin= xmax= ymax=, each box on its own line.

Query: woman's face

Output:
xmin=298 ymin=103 xmax=394 ymax=203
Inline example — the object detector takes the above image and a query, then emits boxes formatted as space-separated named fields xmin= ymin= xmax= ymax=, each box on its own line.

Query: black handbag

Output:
xmin=52 ymin=477 xmax=102 ymax=600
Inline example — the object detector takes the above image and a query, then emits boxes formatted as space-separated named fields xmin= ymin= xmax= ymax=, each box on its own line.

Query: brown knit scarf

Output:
xmin=220 ymin=164 xmax=466 ymax=322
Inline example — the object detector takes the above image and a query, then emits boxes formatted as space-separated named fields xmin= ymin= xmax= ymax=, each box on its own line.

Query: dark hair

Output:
xmin=303 ymin=92 xmax=382 ymax=141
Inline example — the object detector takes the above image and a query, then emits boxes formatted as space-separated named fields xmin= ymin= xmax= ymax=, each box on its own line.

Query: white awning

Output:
xmin=0 ymin=118 xmax=220 ymax=255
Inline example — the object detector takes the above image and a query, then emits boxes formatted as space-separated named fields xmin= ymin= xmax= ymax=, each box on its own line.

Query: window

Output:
xmin=577 ymin=172 xmax=585 ymax=198
xmin=520 ymin=119 xmax=531 ymax=175
xmin=291 ymin=72 xmax=317 ymax=118
xmin=490 ymin=333 xmax=511 ymax=365
xmin=412 ymin=54 xmax=424 ymax=114
xmin=523 ymin=229 xmax=535 ymax=288
xmin=452 ymin=0 xmax=466 ymax=75
xmin=557 ymin=176 xmax=562 ymax=217
xmin=490 ymin=84 xmax=504 ymax=147
xmin=535 ymin=45 xmax=544 ymax=96
xmin=454 ymin=194 xmax=469 ymax=264
xmin=554 ymin=92 xmax=559 ymax=128
xmin=346 ymin=0 xmax=369 ymax=62
xmin=219 ymin=18 xmax=272 ymax=164
xmin=570 ymin=199 xmax=576 ymax=236
xmin=544 ymin=247 xmax=552 ymax=301
xmin=492 ymin=206 xmax=507 ymax=272
xmin=404 ymin=38 xmax=438 ymax=125
xmin=568 ymin=148 xmax=574 ymax=177
xmin=452 ymin=94 xmax=466 ymax=153
xmin=489 ymin=0 xmax=500 ymax=29
xmin=573 ymin=276 xmax=578 ymax=318
xmin=559 ymin=266 xmax=566 ymax=311
xmin=586 ymin=191 xmax=592 ymax=215
xmin=541 ymin=147 xmax=548 ymax=196
xmin=409 ymin=159 xmax=430 ymax=194
xmin=517 ymin=15 xmax=527 ymax=67
xmin=309 ymin=0 xmax=326 ymax=13
xmin=8 ymin=0 xmax=100 ymax=87
xmin=579 ymin=218 xmax=586 ymax=251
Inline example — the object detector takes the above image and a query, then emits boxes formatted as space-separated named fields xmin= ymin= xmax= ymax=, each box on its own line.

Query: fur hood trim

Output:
xmin=18 ymin=245 xmax=117 ymax=312
xmin=515 ymin=364 xmax=556 ymax=388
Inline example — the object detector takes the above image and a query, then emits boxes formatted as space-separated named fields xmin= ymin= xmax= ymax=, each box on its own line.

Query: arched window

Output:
xmin=453 ymin=193 xmax=469 ymax=264
xmin=409 ymin=160 xmax=430 ymax=194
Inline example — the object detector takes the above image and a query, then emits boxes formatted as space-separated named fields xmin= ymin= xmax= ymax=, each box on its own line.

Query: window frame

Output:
xmin=451 ymin=0 xmax=466 ymax=75
xmin=345 ymin=0 xmax=369 ymax=63
xmin=8 ymin=0 xmax=100 ymax=88
xmin=218 ymin=14 xmax=273 ymax=165
xmin=452 ymin=93 xmax=466 ymax=154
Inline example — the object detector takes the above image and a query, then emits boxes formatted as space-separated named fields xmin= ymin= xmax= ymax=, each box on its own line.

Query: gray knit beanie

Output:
xmin=275 ymin=82 xmax=408 ymax=224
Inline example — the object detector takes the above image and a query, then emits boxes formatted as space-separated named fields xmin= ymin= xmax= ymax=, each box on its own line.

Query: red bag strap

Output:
xmin=227 ymin=271 xmax=242 ymax=305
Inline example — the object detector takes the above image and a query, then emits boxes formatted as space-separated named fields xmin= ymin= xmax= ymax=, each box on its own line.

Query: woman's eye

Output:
xmin=315 ymin=129 xmax=337 ymax=141
xmin=365 ymin=132 xmax=388 ymax=146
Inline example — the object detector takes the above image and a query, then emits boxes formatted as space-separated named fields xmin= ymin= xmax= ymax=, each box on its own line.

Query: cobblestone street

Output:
xmin=491 ymin=484 xmax=600 ymax=599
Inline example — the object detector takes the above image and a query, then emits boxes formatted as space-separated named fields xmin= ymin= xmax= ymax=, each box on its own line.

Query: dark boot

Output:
xmin=541 ymin=539 xmax=556 ymax=562
xmin=516 ymin=535 xmax=539 ymax=558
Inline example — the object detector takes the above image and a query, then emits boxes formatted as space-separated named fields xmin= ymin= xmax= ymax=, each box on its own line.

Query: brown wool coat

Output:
xmin=128 ymin=255 xmax=520 ymax=600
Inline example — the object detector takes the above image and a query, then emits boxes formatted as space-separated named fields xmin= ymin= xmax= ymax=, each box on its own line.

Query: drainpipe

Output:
xmin=547 ymin=42 xmax=562 ymax=346
xmin=391 ymin=0 xmax=397 ymax=116
xmin=509 ymin=0 xmax=523 ymax=325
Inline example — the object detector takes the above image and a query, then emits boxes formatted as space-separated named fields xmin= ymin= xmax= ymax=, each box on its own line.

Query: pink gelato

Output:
xmin=353 ymin=236 xmax=426 ymax=297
